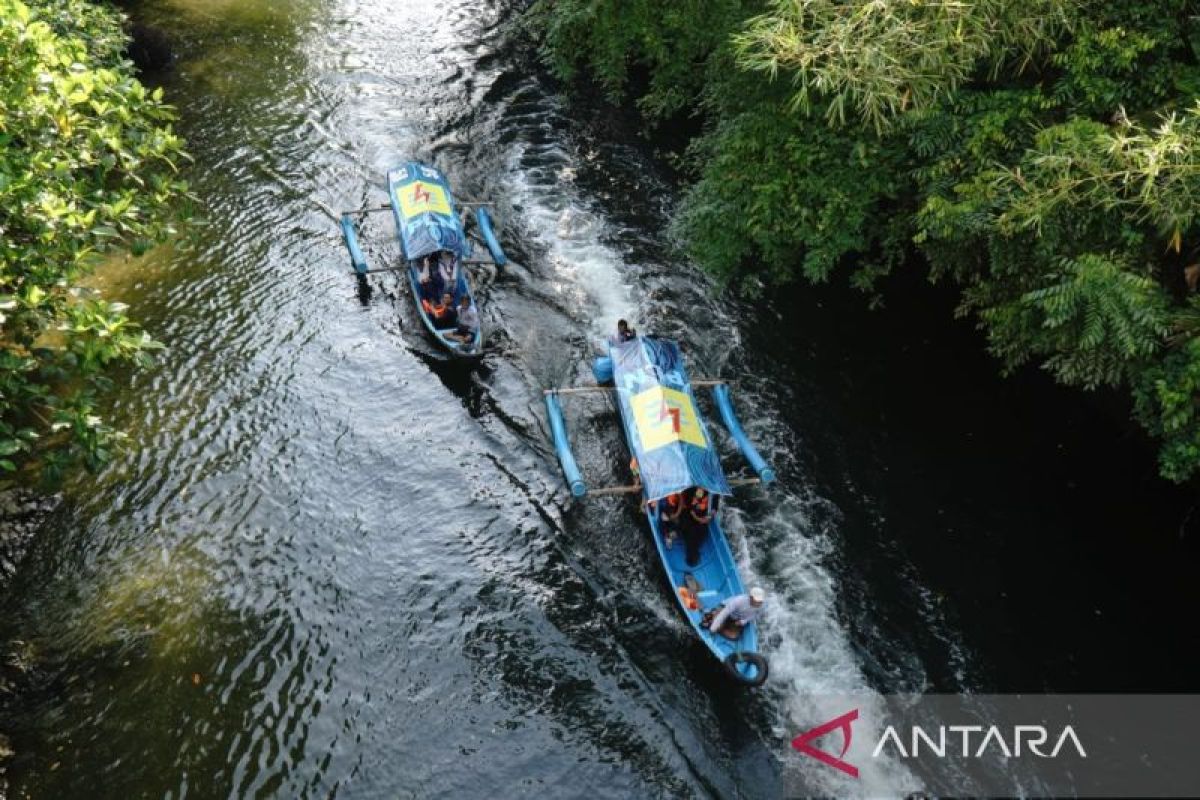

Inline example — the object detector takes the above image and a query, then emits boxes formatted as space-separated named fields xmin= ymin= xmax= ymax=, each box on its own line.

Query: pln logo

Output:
xmin=410 ymin=182 xmax=432 ymax=204
xmin=791 ymin=709 xmax=859 ymax=778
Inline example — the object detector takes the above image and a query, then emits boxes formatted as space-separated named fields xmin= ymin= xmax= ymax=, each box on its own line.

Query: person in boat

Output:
xmin=611 ymin=319 xmax=637 ymax=345
xmin=417 ymin=255 xmax=444 ymax=300
xmin=647 ymin=492 xmax=684 ymax=548
xmin=422 ymin=291 xmax=457 ymax=328
xmin=679 ymin=487 xmax=717 ymax=567
xmin=437 ymin=251 xmax=458 ymax=294
xmin=703 ymin=587 xmax=766 ymax=640
xmin=448 ymin=294 xmax=479 ymax=345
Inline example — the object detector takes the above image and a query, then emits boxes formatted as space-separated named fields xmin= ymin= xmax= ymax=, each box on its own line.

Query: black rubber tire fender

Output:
xmin=723 ymin=652 xmax=769 ymax=687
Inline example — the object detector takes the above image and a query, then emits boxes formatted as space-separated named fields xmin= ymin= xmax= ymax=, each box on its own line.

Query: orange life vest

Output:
xmin=422 ymin=299 xmax=450 ymax=321
xmin=662 ymin=493 xmax=681 ymax=510
xmin=678 ymin=586 xmax=699 ymax=610
xmin=690 ymin=492 xmax=710 ymax=515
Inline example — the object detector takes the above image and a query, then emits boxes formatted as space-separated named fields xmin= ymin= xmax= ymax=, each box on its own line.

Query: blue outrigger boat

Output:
xmin=338 ymin=162 xmax=507 ymax=359
xmin=545 ymin=336 xmax=776 ymax=686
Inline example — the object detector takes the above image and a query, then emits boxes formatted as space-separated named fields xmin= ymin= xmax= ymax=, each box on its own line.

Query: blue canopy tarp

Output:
xmin=386 ymin=162 xmax=469 ymax=260
xmin=611 ymin=337 xmax=731 ymax=502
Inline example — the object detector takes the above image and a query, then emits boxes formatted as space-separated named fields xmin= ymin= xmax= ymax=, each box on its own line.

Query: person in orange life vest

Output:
xmin=648 ymin=492 xmax=684 ymax=548
xmin=421 ymin=291 xmax=457 ymax=328
xmin=679 ymin=487 xmax=718 ymax=567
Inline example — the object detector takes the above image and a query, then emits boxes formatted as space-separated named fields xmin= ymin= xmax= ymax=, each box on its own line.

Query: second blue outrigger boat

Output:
xmin=338 ymin=162 xmax=508 ymax=359
xmin=544 ymin=336 xmax=776 ymax=686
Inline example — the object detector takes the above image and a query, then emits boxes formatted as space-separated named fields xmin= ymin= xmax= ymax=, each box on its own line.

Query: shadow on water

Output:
xmin=745 ymin=269 xmax=1200 ymax=692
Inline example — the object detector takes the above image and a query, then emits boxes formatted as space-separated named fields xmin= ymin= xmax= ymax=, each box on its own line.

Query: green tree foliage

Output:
xmin=735 ymin=0 xmax=1070 ymax=132
xmin=529 ymin=0 xmax=1200 ymax=481
xmin=673 ymin=99 xmax=911 ymax=290
xmin=527 ymin=0 xmax=755 ymax=119
xmin=1 ymin=0 xmax=189 ymax=484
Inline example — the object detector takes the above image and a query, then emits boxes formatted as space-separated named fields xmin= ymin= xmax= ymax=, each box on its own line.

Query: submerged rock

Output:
xmin=0 ymin=490 xmax=58 ymax=587
xmin=125 ymin=22 xmax=175 ymax=73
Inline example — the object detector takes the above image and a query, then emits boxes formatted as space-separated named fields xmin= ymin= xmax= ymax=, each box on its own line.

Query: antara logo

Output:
xmin=411 ymin=182 xmax=432 ymax=204
xmin=792 ymin=709 xmax=860 ymax=778
xmin=792 ymin=709 xmax=1088 ymax=779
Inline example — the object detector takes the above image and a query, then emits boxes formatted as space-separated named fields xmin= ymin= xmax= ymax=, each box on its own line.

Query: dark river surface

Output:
xmin=3 ymin=0 xmax=1199 ymax=797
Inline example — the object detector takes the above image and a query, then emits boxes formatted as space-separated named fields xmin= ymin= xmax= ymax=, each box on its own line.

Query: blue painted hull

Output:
xmin=644 ymin=508 xmax=762 ymax=678
xmin=405 ymin=264 xmax=483 ymax=359
xmin=386 ymin=164 xmax=483 ymax=359
xmin=604 ymin=355 xmax=766 ymax=684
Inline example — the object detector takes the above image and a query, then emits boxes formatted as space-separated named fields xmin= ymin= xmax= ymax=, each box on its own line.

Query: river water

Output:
xmin=2 ymin=0 xmax=1198 ymax=797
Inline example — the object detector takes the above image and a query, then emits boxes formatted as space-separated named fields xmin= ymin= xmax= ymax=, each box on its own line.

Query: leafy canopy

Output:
xmin=1 ymin=0 xmax=189 ymax=484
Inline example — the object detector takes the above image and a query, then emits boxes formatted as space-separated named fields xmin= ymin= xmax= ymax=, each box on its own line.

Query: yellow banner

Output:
xmin=397 ymin=181 xmax=452 ymax=218
xmin=630 ymin=386 xmax=706 ymax=451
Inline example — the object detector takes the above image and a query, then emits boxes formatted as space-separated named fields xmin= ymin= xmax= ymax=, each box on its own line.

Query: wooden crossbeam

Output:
xmin=341 ymin=204 xmax=391 ymax=216
xmin=589 ymin=485 xmax=642 ymax=496
xmin=544 ymin=386 xmax=613 ymax=396
xmin=354 ymin=264 xmax=409 ymax=276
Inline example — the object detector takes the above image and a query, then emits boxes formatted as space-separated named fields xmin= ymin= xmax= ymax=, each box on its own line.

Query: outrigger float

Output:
xmin=545 ymin=336 xmax=776 ymax=686
xmin=338 ymin=162 xmax=508 ymax=359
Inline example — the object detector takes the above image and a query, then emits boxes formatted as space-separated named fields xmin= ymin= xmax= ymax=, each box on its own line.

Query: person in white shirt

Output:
xmin=417 ymin=255 xmax=442 ymax=300
xmin=437 ymin=251 xmax=457 ymax=293
xmin=449 ymin=294 xmax=479 ymax=347
xmin=705 ymin=587 xmax=765 ymax=640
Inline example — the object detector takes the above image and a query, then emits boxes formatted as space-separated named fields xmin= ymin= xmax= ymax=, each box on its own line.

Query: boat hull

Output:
xmin=405 ymin=263 xmax=484 ymax=359
xmin=602 ymin=341 xmax=766 ymax=684
xmin=386 ymin=163 xmax=484 ymax=359
xmin=644 ymin=507 xmax=765 ymax=684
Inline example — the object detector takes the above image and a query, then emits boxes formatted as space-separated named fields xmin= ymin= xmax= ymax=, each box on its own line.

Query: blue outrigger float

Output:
xmin=338 ymin=162 xmax=507 ymax=359
xmin=545 ymin=336 xmax=776 ymax=686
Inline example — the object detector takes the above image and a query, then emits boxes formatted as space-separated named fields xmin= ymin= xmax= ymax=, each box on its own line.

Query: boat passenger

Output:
xmin=651 ymin=492 xmax=684 ymax=548
xmin=611 ymin=319 xmax=637 ymax=345
xmin=437 ymin=251 xmax=458 ymax=293
xmin=448 ymin=295 xmax=479 ymax=345
xmin=422 ymin=291 xmax=457 ymax=328
xmin=703 ymin=587 xmax=765 ymax=640
xmin=680 ymin=487 xmax=717 ymax=567
xmin=418 ymin=255 xmax=444 ymax=300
